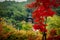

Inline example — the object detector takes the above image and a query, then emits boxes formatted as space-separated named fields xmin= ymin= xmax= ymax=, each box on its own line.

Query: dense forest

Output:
xmin=0 ymin=1 xmax=27 ymax=20
xmin=0 ymin=1 xmax=30 ymax=29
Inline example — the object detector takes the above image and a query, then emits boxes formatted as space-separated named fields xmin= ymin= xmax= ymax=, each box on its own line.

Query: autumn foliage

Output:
xmin=27 ymin=0 xmax=60 ymax=32
xmin=47 ymin=29 xmax=60 ymax=40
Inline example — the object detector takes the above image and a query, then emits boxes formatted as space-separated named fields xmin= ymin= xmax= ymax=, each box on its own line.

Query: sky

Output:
xmin=0 ymin=0 xmax=27 ymax=2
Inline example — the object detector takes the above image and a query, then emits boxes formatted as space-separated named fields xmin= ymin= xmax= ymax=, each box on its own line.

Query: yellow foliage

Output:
xmin=0 ymin=18 xmax=44 ymax=40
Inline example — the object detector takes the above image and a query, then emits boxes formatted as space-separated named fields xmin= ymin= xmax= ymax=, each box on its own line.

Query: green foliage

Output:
xmin=0 ymin=1 xmax=27 ymax=20
xmin=15 ymin=20 xmax=33 ymax=30
xmin=46 ymin=15 xmax=60 ymax=36
xmin=0 ymin=1 xmax=29 ymax=29
xmin=47 ymin=15 xmax=60 ymax=30
xmin=56 ymin=7 xmax=60 ymax=16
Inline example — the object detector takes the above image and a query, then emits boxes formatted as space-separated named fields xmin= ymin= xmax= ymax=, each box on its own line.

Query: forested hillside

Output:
xmin=0 ymin=1 xmax=27 ymax=20
xmin=0 ymin=1 xmax=30 ymax=29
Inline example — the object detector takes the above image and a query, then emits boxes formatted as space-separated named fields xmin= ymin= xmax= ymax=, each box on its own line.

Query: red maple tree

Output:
xmin=27 ymin=0 xmax=60 ymax=32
